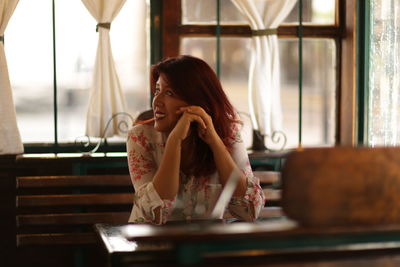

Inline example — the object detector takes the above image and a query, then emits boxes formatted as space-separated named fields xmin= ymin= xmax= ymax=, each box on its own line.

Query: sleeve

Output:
xmin=126 ymin=125 xmax=175 ymax=225
xmin=226 ymin=125 xmax=266 ymax=222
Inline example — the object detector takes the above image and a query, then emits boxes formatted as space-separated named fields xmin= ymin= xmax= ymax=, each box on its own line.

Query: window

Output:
xmin=5 ymin=0 xmax=346 ymax=153
xmin=161 ymin=0 xmax=340 ymax=150
xmin=6 ymin=0 xmax=149 ymax=151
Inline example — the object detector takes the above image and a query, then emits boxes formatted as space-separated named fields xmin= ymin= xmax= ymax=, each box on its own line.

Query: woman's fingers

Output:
xmin=178 ymin=106 xmax=211 ymax=125
xmin=184 ymin=112 xmax=207 ymax=129
xmin=178 ymin=106 xmax=206 ymax=115
xmin=176 ymin=106 xmax=221 ymax=145
xmin=170 ymin=111 xmax=207 ymax=141
xmin=197 ymin=127 xmax=207 ymax=138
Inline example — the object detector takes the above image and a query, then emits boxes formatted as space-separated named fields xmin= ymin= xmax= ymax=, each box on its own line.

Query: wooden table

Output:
xmin=95 ymin=219 xmax=400 ymax=266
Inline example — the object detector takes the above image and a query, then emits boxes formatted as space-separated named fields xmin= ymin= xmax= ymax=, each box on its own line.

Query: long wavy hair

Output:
xmin=150 ymin=55 xmax=238 ymax=177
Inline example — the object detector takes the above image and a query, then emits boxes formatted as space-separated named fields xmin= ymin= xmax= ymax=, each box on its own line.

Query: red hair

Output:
xmin=151 ymin=55 xmax=238 ymax=176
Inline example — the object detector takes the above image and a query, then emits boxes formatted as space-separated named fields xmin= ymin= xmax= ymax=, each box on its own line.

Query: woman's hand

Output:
xmin=177 ymin=106 xmax=222 ymax=146
xmin=169 ymin=108 xmax=207 ymax=142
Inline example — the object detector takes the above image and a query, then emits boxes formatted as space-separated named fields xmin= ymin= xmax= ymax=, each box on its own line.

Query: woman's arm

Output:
xmin=152 ymin=111 xmax=207 ymax=200
xmin=227 ymin=135 xmax=265 ymax=221
xmin=127 ymin=125 xmax=173 ymax=224
xmin=178 ymin=106 xmax=265 ymax=221
xmin=177 ymin=106 xmax=247 ymax=197
xmin=151 ymin=135 xmax=181 ymax=200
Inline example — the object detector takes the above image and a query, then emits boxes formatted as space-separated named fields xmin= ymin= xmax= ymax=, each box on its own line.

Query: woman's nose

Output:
xmin=153 ymin=94 xmax=163 ymax=107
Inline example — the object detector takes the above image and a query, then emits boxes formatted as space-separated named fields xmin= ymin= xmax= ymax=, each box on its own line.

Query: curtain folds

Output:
xmin=0 ymin=0 xmax=23 ymax=155
xmin=231 ymin=0 xmax=297 ymax=136
xmin=82 ymin=0 xmax=128 ymax=137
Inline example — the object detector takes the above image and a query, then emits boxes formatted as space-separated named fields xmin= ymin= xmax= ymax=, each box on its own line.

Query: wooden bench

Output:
xmin=16 ymin=174 xmax=134 ymax=247
xmin=16 ymin=171 xmax=282 ymax=247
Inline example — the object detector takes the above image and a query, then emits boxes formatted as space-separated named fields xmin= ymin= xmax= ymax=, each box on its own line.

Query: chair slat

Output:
xmin=17 ymin=212 xmax=130 ymax=226
xmin=259 ymin=207 xmax=284 ymax=218
xmin=253 ymin=171 xmax=280 ymax=185
xmin=263 ymin=189 xmax=281 ymax=202
xmin=17 ymin=175 xmax=131 ymax=188
xmin=17 ymin=233 xmax=96 ymax=246
xmin=17 ymin=193 xmax=133 ymax=207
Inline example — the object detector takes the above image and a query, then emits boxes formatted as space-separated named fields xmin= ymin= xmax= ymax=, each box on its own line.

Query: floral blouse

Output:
xmin=126 ymin=124 xmax=265 ymax=225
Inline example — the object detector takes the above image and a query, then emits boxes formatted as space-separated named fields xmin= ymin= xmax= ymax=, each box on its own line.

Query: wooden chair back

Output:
xmin=282 ymin=146 xmax=400 ymax=226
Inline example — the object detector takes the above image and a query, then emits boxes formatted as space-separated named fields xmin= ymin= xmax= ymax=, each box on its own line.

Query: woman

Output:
xmin=127 ymin=55 xmax=265 ymax=225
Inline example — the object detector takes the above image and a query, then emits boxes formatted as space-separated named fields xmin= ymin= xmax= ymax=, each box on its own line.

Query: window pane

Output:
xmin=55 ymin=0 xmax=95 ymax=143
xmin=285 ymin=0 xmax=336 ymax=25
xmin=280 ymin=39 xmax=336 ymax=148
xmin=181 ymin=37 xmax=253 ymax=149
xmin=7 ymin=0 xmax=54 ymax=143
xmin=56 ymin=0 xmax=150 ymax=143
xmin=182 ymin=0 xmax=247 ymax=25
xmin=182 ymin=0 xmax=335 ymax=25
xmin=180 ymin=37 xmax=336 ymax=149
xmin=368 ymin=0 xmax=400 ymax=146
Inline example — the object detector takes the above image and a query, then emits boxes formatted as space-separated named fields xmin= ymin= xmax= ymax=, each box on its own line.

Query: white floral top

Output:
xmin=126 ymin=124 xmax=265 ymax=225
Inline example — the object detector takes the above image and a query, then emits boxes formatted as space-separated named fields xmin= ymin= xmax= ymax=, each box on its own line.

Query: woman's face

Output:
xmin=152 ymin=74 xmax=189 ymax=133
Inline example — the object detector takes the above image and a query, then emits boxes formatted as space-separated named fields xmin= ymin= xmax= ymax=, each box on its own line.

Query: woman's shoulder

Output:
xmin=128 ymin=124 xmax=155 ymax=137
xmin=128 ymin=124 xmax=162 ymax=143
xmin=226 ymin=121 xmax=243 ymax=145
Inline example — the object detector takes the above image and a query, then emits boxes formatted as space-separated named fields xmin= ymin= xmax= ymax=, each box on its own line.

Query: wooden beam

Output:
xmin=178 ymin=25 xmax=341 ymax=38
xmin=339 ymin=0 xmax=357 ymax=145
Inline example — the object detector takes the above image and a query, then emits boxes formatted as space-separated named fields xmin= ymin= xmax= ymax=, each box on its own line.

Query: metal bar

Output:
xmin=23 ymin=143 xmax=126 ymax=154
xmin=52 ymin=0 xmax=58 ymax=151
xmin=150 ymin=0 xmax=163 ymax=65
xmin=216 ymin=0 xmax=221 ymax=77
xmin=298 ymin=0 xmax=303 ymax=148
xmin=356 ymin=0 xmax=370 ymax=145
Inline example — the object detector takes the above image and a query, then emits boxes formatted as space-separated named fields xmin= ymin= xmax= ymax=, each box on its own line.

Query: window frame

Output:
xmin=160 ymin=0 xmax=350 ymax=146
xmin=22 ymin=0 xmax=359 ymax=153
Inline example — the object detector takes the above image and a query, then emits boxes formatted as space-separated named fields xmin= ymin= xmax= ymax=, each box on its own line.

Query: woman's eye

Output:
xmin=166 ymin=90 xmax=174 ymax=96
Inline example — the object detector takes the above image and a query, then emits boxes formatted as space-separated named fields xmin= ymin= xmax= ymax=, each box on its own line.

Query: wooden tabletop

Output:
xmin=95 ymin=219 xmax=400 ymax=251
xmin=95 ymin=220 xmax=400 ymax=266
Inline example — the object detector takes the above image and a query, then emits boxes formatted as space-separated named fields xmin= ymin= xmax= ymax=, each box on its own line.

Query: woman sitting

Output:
xmin=127 ymin=55 xmax=265 ymax=225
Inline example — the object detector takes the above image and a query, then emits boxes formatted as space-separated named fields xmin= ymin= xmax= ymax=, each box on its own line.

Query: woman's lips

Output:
xmin=154 ymin=112 xmax=166 ymax=120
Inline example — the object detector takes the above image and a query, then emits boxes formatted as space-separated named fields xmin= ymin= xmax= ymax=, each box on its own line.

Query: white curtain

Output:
xmin=82 ymin=0 xmax=128 ymax=137
xmin=231 ymin=0 xmax=297 ymax=136
xmin=0 ymin=0 xmax=23 ymax=155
